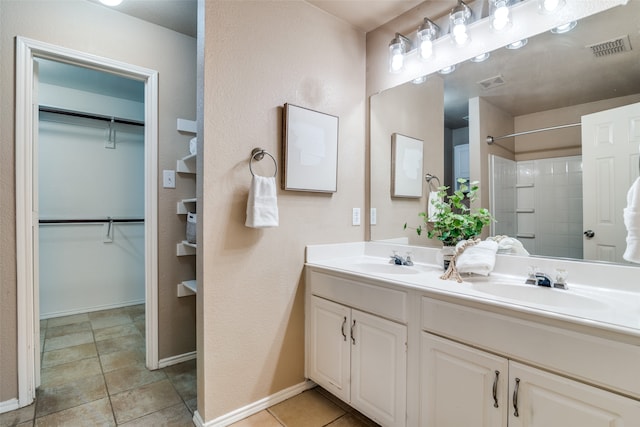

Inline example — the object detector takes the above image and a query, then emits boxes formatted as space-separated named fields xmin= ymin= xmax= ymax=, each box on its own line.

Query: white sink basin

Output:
xmin=468 ymin=281 xmax=606 ymax=310
xmin=351 ymin=262 xmax=421 ymax=275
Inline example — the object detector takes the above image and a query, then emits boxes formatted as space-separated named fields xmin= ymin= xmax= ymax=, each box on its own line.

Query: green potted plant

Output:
xmin=405 ymin=179 xmax=494 ymax=267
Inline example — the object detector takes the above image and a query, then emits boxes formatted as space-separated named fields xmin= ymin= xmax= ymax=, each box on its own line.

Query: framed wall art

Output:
xmin=391 ymin=133 xmax=423 ymax=198
xmin=282 ymin=103 xmax=339 ymax=192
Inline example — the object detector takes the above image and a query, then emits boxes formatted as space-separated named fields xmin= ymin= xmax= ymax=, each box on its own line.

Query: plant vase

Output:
xmin=441 ymin=245 xmax=456 ymax=270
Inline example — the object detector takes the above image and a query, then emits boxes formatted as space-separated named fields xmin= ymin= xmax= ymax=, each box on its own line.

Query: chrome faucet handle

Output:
xmin=404 ymin=251 xmax=414 ymax=266
xmin=553 ymin=269 xmax=569 ymax=290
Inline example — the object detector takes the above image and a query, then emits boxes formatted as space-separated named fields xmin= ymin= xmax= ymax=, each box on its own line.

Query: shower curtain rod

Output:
xmin=486 ymin=122 xmax=581 ymax=144
xmin=39 ymin=106 xmax=145 ymax=127
xmin=39 ymin=218 xmax=144 ymax=224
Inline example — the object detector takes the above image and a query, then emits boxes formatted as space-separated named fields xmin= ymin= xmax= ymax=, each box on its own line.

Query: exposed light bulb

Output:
xmin=492 ymin=4 xmax=511 ymax=31
xmin=539 ymin=0 xmax=565 ymax=14
xmin=452 ymin=23 xmax=469 ymax=46
xmin=419 ymin=39 xmax=433 ymax=60
xmin=416 ymin=18 xmax=439 ymax=61
xmin=449 ymin=1 xmax=472 ymax=46
xmin=388 ymin=35 xmax=407 ymax=73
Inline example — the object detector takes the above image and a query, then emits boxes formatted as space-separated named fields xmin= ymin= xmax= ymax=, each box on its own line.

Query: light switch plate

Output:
xmin=163 ymin=170 xmax=176 ymax=188
xmin=352 ymin=208 xmax=361 ymax=226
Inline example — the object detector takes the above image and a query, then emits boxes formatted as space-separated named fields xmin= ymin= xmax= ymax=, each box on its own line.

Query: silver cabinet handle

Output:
xmin=350 ymin=319 xmax=356 ymax=345
xmin=341 ymin=316 xmax=347 ymax=341
xmin=493 ymin=371 xmax=500 ymax=408
xmin=513 ymin=378 xmax=520 ymax=417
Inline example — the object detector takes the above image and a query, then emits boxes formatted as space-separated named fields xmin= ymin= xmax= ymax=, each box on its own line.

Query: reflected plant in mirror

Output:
xmin=405 ymin=180 xmax=493 ymax=246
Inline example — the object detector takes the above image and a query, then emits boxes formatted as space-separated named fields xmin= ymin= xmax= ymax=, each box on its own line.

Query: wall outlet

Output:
xmin=163 ymin=170 xmax=176 ymax=188
xmin=370 ymin=208 xmax=377 ymax=225
xmin=352 ymin=208 xmax=361 ymax=226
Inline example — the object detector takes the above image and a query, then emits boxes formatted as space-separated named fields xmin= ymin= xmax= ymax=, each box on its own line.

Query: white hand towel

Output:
xmin=245 ymin=175 xmax=279 ymax=228
xmin=488 ymin=235 xmax=530 ymax=256
xmin=455 ymin=240 xmax=499 ymax=276
xmin=428 ymin=191 xmax=442 ymax=221
xmin=623 ymin=177 xmax=640 ymax=263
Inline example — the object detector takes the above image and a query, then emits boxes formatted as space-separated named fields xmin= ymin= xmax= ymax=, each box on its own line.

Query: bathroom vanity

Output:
xmin=304 ymin=242 xmax=640 ymax=427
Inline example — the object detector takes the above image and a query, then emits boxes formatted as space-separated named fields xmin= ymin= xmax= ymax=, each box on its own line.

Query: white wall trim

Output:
xmin=158 ymin=351 xmax=196 ymax=369
xmin=192 ymin=381 xmax=316 ymax=427
xmin=15 ymin=36 xmax=160 ymax=407
xmin=0 ymin=399 xmax=19 ymax=414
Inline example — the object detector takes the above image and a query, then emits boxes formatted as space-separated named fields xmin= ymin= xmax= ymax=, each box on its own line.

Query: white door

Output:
xmin=308 ymin=296 xmax=351 ymax=402
xmin=421 ymin=333 xmax=508 ymax=427
xmin=351 ymin=309 xmax=407 ymax=427
xmin=509 ymin=362 xmax=640 ymax=427
xmin=582 ymin=102 xmax=640 ymax=262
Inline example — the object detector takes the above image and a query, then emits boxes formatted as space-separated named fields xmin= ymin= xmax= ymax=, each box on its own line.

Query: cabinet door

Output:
xmin=351 ymin=309 xmax=407 ymax=427
xmin=509 ymin=361 xmax=640 ymax=427
xmin=421 ymin=333 xmax=508 ymax=427
xmin=308 ymin=296 xmax=351 ymax=402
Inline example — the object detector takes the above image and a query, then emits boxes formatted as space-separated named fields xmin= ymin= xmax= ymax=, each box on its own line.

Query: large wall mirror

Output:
xmin=370 ymin=1 xmax=640 ymax=265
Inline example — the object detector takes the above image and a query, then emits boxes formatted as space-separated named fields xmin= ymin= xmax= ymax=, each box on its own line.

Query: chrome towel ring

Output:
xmin=249 ymin=147 xmax=277 ymax=177
xmin=425 ymin=173 xmax=441 ymax=191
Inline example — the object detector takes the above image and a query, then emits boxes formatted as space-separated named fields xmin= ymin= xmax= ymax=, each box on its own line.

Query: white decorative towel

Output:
xmin=623 ymin=177 xmax=640 ymax=263
xmin=245 ymin=175 xmax=279 ymax=228
xmin=487 ymin=235 xmax=530 ymax=256
xmin=428 ymin=191 xmax=442 ymax=221
xmin=455 ymin=240 xmax=499 ymax=276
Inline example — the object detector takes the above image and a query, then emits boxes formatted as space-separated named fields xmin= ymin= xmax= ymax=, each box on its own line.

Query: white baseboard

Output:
xmin=158 ymin=351 xmax=196 ymax=369
xmin=40 ymin=299 xmax=145 ymax=320
xmin=0 ymin=398 xmax=19 ymax=414
xmin=192 ymin=380 xmax=316 ymax=427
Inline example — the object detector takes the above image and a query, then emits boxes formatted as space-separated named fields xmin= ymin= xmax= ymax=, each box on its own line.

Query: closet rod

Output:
xmin=39 ymin=218 xmax=144 ymax=224
xmin=486 ymin=122 xmax=580 ymax=144
xmin=39 ymin=106 xmax=145 ymax=127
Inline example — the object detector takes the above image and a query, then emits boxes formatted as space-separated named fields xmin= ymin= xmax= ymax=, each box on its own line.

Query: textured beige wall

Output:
xmin=469 ymin=97 xmax=515 ymax=227
xmin=369 ymin=78 xmax=444 ymax=246
xmin=198 ymin=0 xmax=365 ymax=421
xmin=1 ymin=0 xmax=196 ymax=402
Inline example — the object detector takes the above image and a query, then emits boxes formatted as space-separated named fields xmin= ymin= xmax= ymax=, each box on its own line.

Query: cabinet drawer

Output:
xmin=308 ymin=269 xmax=407 ymax=323
xmin=421 ymin=297 xmax=640 ymax=399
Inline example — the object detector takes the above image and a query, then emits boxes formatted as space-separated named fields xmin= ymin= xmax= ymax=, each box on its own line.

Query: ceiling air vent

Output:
xmin=477 ymin=75 xmax=505 ymax=90
xmin=587 ymin=35 xmax=632 ymax=58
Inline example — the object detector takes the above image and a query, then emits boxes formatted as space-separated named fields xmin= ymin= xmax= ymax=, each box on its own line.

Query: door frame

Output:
xmin=15 ymin=36 xmax=159 ymax=406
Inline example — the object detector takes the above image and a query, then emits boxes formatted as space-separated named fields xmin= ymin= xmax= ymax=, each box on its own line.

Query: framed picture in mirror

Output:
xmin=391 ymin=133 xmax=423 ymax=198
xmin=282 ymin=103 xmax=339 ymax=193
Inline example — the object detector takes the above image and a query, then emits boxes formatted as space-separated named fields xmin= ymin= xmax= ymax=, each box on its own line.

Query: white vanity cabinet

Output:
xmin=421 ymin=332 xmax=640 ymax=426
xmin=421 ymin=333 xmax=508 ymax=427
xmin=306 ymin=269 xmax=408 ymax=427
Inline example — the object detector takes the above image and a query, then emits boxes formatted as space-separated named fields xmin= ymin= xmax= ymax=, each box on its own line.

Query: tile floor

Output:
xmin=1 ymin=305 xmax=378 ymax=427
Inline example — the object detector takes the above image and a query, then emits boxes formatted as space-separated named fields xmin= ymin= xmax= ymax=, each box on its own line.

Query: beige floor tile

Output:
xmin=99 ymin=348 xmax=146 ymax=373
xmin=185 ymin=397 xmax=198 ymax=415
xmin=268 ymin=389 xmax=345 ymax=427
xmin=93 ymin=323 xmax=141 ymax=342
xmin=125 ymin=304 xmax=145 ymax=319
xmin=110 ymin=379 xmax=182 ymax=424
xmin=89 ymin=311 xmax=133 ymax=330
xmin=41 ymin=342 xmax=97 ymax=368
xmin=230 ymin=410 xmax=283 ymax=427
xmin=45 ymin=321 xmax=92 ymax=339
xmin=43 ymin=330 xmax=94 ymax=352
xmin=164 ymin=360 xmax=197 ymax=401
xmin=104 ymin=363 xmax=167 ymax=395
xmin=35 ymin=374 xmax=107 ymax=417
xmin=34 ymin=397 xmax=115 ymax=427
xmin=134 ymin=319 xmax=146 ymax=337
xmin=40 ymin=357 xmax=102 ymax=388
xmin=96 ymin=333 xmax=145 ymax=356
xmin=0 ymin=403 xmax=35 ymax=427
xmin=326 ymin=413 xmax=381 ymax=427
xmin=118 ymin=403 xmax=194 ymax=427
xmin=40 ymin=319 xmax=48 ymax=330
xmin=46 ymin=313 xmax=90 ymax=328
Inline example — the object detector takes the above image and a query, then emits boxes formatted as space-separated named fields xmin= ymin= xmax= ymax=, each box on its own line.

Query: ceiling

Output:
xmin=307 ymin=0 xmax=424 ymax=32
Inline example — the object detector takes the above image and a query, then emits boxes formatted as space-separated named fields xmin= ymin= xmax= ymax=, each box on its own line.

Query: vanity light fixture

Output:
xmin=538 ymin=0 xmax=565 ymax=14
xmin=506 ymin=38 xmax=528 ymax=49
xmin=490 ymin=0 xmax=512 ymax=32
xmin=470 ymin=52 xmax=490 ymax=62
xmin=388 ymin=33 xmax=412 ymax=73
xmin=100 ymin=0 xmax=123 ymax=6
xmin=438 ymin=65 xmax=456 ymax=75
xmin=416 ymin=18 xmax=440 ymax=60
xmin=449 ymin=0 xmax=473 ymax=46
xmin=551 ymin=21 xmax=577 ymax=34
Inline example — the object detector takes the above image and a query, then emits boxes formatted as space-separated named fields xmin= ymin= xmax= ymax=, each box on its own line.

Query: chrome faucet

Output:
xmin=389 ymin=251 xmax=414 ymax=266
xmin=525 ymin=266 xmax=568 ymax=289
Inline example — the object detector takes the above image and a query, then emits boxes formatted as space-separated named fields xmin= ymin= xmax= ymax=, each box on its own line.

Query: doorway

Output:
xmin=15 ymin=37 xmax=159 ymax=407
